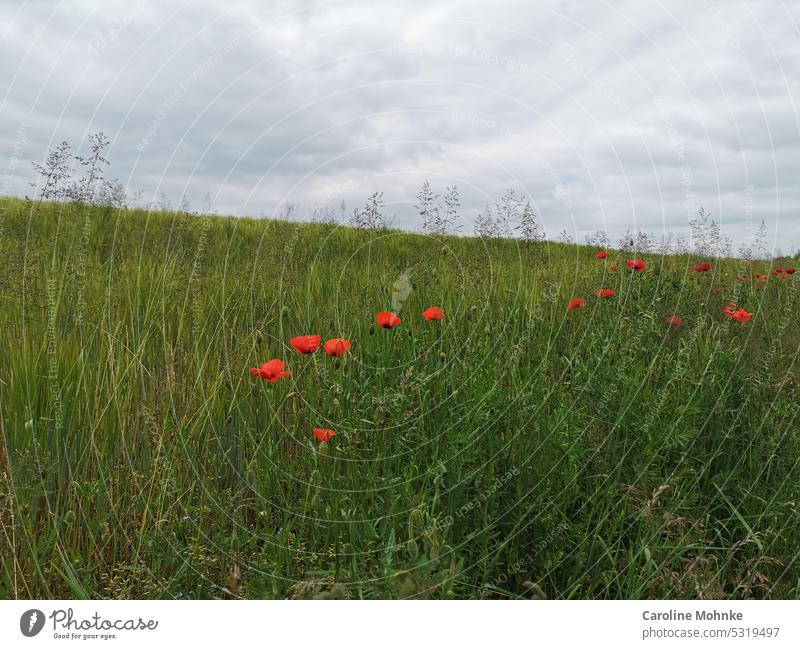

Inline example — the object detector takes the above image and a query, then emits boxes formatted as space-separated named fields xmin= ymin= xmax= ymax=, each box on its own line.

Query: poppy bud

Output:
xmin=280 ymin=305 xmax=289 ymax=318
xmin=333 ymin=358 xmax=340 ymax=369
xmin=369 ymin=324 xmax=375 ymax=335
xmin=254 ymin=329 xmax=264 ymax=344
xmin=333 ymin=398 xmax=340 ymax=407
xmin=439 ymin=351 xmax=446 ymax=363
xmin=447 ymin=384 xmax=453 ymax=395
xmin=484 ymin=326 xmax=491 ymax=336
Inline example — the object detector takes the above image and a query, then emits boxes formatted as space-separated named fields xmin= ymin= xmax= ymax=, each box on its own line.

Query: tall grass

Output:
xmin=1 ymin=197 xmax=799 ymax=599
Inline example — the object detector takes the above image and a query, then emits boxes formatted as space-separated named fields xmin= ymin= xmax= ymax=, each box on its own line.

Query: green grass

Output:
xmin=2 ymin=196 xmax=799 ymax=599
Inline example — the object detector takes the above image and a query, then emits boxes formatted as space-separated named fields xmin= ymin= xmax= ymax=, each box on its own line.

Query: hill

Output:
xmin=2 ymin=197 xmax=799 ymax=599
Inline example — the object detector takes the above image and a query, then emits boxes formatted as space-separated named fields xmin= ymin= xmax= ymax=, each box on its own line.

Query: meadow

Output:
xmin=2 ymin=196 xmax=799 ymax=599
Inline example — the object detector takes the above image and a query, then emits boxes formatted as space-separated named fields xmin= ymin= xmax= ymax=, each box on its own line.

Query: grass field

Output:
xmin=2 ymin=196 xmax=800 ymax=599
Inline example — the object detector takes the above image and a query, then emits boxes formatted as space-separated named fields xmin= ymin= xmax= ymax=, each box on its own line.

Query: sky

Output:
xmin=1 ymin=0 xmax=799 ymax=253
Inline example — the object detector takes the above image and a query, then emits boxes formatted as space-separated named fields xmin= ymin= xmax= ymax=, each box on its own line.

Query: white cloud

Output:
xmin=1 ymin=0 xmax=798 ymax=252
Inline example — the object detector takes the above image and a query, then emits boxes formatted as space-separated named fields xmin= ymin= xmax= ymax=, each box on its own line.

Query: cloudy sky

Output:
xmin=2 ymin=0 xmax=799 ymax=252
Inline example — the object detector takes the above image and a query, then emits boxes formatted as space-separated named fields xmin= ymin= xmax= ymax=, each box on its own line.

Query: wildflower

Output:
xmin=376 ymin=311 xmax=401 ymax=329
xmin=290 ymin=335 xmax=322 ymax=354
xmin=755 ymin=273 xmax=768 ymax=283
xmin=314 ymin=428 xmax=336 ymax=442
xmin=610 ymin=264 xmax=619 ymax=271
xmin=568 ymin=297 xmax=585 ymax=311
xmin=422 ymin=306 xmax=445 ymax=321
xmin=693 ymin=262 xmax=712 ymax=272
xmin=595 ymin=289 xmax=615 ymax=299
xmin=666 ymin=315 xmax=683 ymax=328
xmin=723 ymin=301 xmax=737 ymax=317
xmin=785 ymin=268 xmax=796 ymax=275
xmin=323 ymin=338 xmax=351 ymax=357
xmin=736 ymin=276 xmax=750 ymax=283
xmin=596 ymin=250 xmax=608 ymax=259
xmin=731 ymin=308 xmax=753 ymax=323
xmin=250 ymin=359 xmax=291 ymax=382
xmin=626 ymin=259 xmax=646 ymax=272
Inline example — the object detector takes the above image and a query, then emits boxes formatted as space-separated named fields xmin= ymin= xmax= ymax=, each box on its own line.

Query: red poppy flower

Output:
xmin=755 ymin=273 xmax=768 ymax=283
xmin=290 ymin=334 xmax=322 ymax=355
xmin=376 ymin=311 xmax=401 ymax=329
xmin=422 ymin=306 xmax=445 ymax=321
xmin=775 ymin=267 xmax=784 ymax=275
xmin=250 ymin=359 xmax=291 ymax=383
xmin=610 ymin=264 xmax=619 ymax=272
xmin=323 ymin=338 xmax=351 ymax=357
xmin=693 ymin=262 xmax=712 ymax=272
xmin=712 ymin=287 xmax=724 ymax=294
xmin=314 ymin=428 xmax=336 ymax=442
xmin=785 ymin=267 xmax=796 ymax=275
xmin=568 ymin=297 xmax=585 ymax=312
xmin=626 ymin=259 xmax=646 ymax=272
xmin=596 ymin=250 xmax=608 ymax=260
xmin=731 ymin=307 xmax=753 ymax=323
xmin=723 ymin=301 xmax=737 ymax=317
xmin=595 ymin=289 xmax=615 ymax=299
xmin=736 ymin=276 xmax=750 ymax=283
xmin=666 ymin=315 xmax=683 ymax=328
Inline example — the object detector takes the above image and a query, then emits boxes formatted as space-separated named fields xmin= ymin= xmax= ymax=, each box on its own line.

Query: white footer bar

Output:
xmin=2 ymin=600 xmax=798 ymax=648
